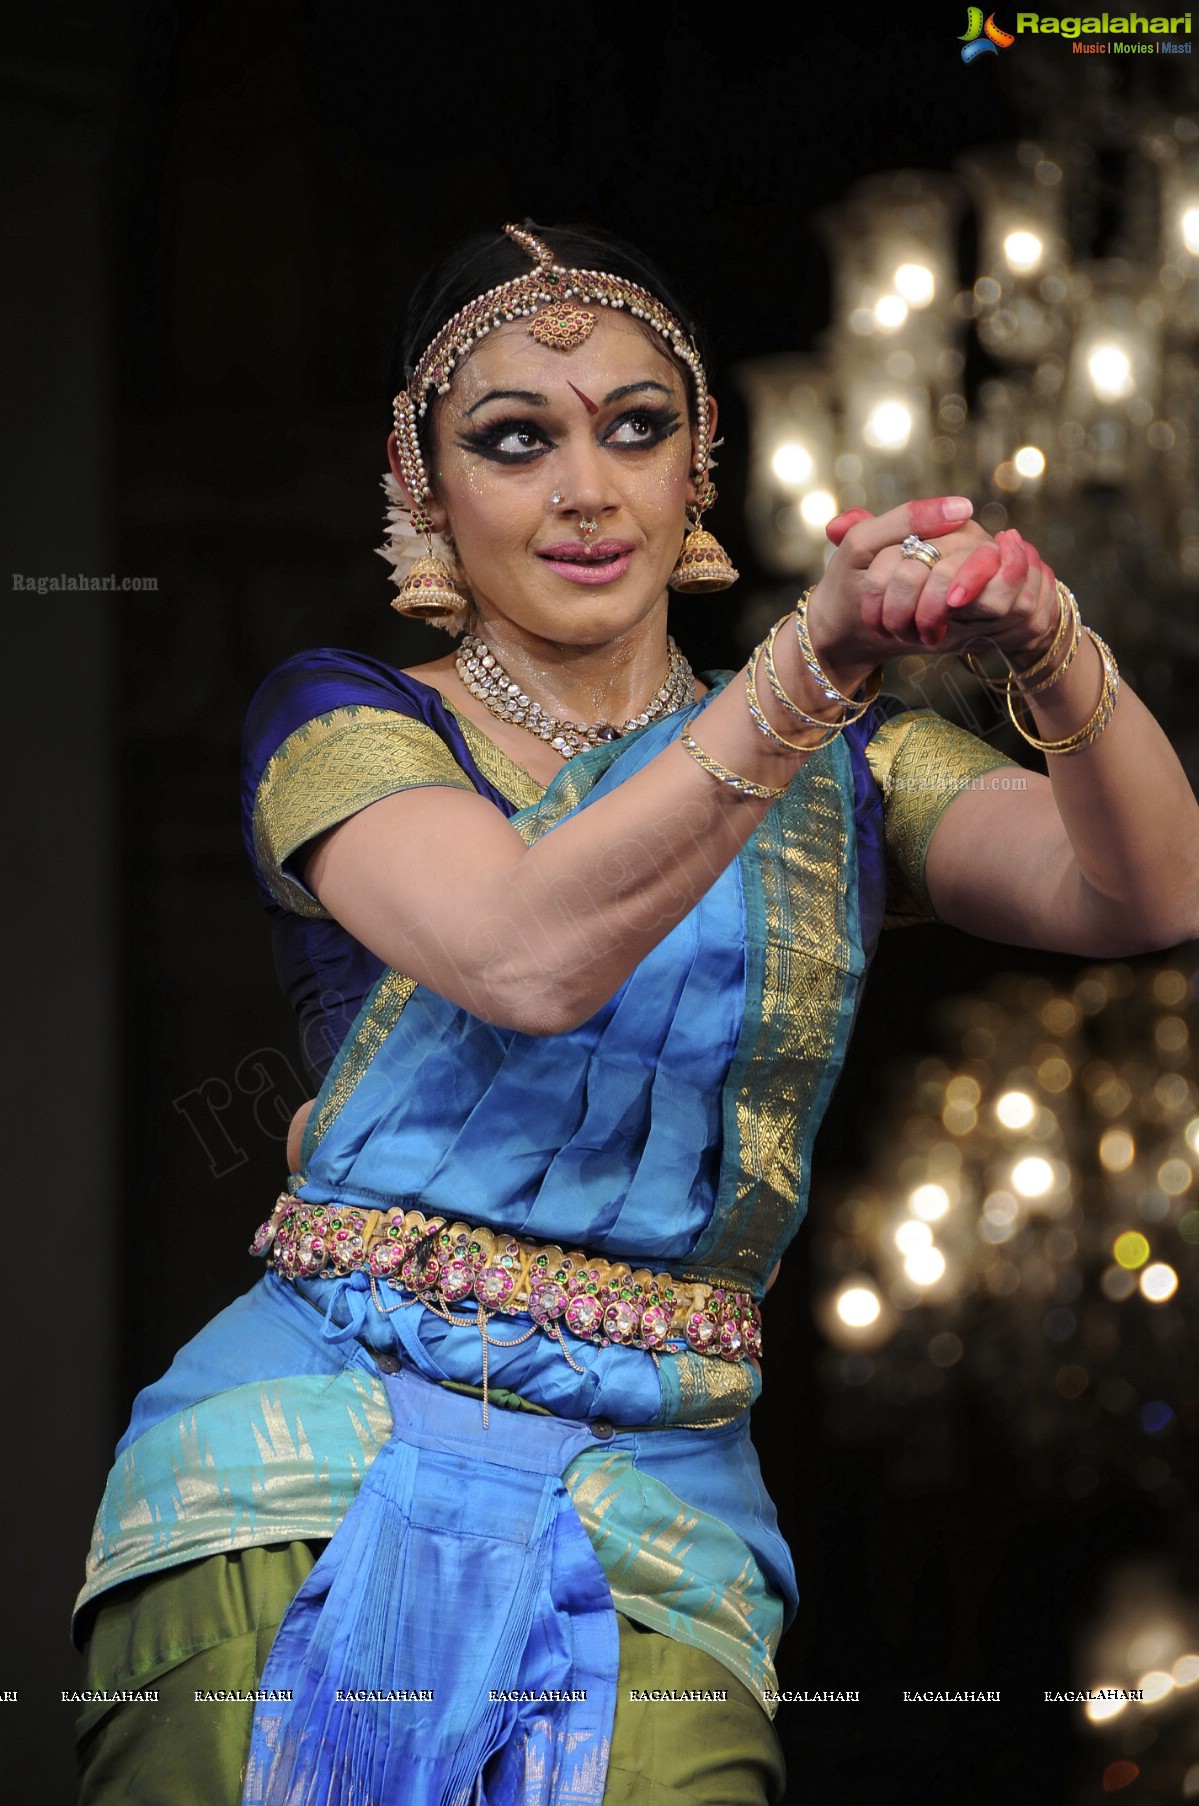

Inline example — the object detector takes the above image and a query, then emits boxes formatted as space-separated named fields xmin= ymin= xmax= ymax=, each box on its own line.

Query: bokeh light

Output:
xmin=904 ymin=1246 xmax=947 ymax=1286
xmin=1086 ymin=1693 xmax=1128 ymax=1724
xmin=863 ymin=400 xmax=913 ymax=451
xmin=771 ymin=442 xmax=814 ymax=486
xmin=799 ymin=489 xmax=838 ymax=528
xmin=1087 ymin=343 xmax=1135 ymax=401
xmin=1113 ymin=1231 xmax=1150 ymax=1270
xmin=996 ymin=1090 xmax=1035 ymax=1129
xmin=895 ymin=1220 xmax=933 ymax=1255
xmin=909 ymin=1183 xmax=951 ymax=1221
xmin=1140 ymin=1263 xmax=1178 ymax=1302
xmin=1012 ymin=1155 xmax=1055 ymax=1198
xmin=1099 ymin=1129 xmax=1135 ymax=1172
xmin=1003 ymin=229 xmax=1043 ymax=272
xmin=894 ymin=263 xmax=935 ymax=306
xmin=836 ymin=1283 xmax=882 ymax=1329
xmin=874 ymin=295 xmax=908 ymax=332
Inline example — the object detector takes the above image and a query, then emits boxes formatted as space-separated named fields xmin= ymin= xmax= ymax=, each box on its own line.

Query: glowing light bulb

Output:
xmin=1003 ymin=229 xmax=1043 ymax=272
xmin=874 ymin=295 xmax=909 ymax=332
xmin=996 ymin=1090 xmax=1035 ymax=1129
xmin=1088 ymin=343 xmax=1135 ymax=401
xmin=1139 ymin=1670 xmax=1175 ymax=1704
xmin=894 ymin=263 xmax=935 ymax=307
xmin=836 ymin=1284 xmax=882 ymax=1328
xmin=863 ymin=401 xmax=913 ymax=451
xmin=1014 ymin=445 xmax=1045 ymax=478
xmin=771 ymin=442 xmax=814 ymax=486
xmin=1012 ymin=1155 xmax=1054 ymax=1198
xmin=1182 ymin=205 xmax=1199 ymax=254
xmin=1140 ymin=1263 xmax=1178 ymax=1302
xmin=799 ymin=489 xmax=838 ymax=528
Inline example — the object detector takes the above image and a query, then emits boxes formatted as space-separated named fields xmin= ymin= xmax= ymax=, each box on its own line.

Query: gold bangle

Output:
xmin=964 ymin=580 xmax=1080 ymax=696
xmin=794 ymin=588 xmax=861 ymax=710
xmin=763 ymin=617 xmax=882 ymax=729
xmin=679 ymin=725 xmax=790 ymax=799
xmin=964 ymin=595 xmax=1064 ymax=693
xmin=744 ymin=648 xmax=842 ymax=752
xmin=1006 ymin=628 xmax=1119 ymax=754
xmin=1011 ymin=581 xmax=1082 ymax=696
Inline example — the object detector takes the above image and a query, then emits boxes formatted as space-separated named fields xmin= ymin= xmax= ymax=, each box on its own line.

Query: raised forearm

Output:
xmin=308 ymin=657 xmax=828 ymax=1035
xmin=1018 ymin=635 xmax=1199 ymax=945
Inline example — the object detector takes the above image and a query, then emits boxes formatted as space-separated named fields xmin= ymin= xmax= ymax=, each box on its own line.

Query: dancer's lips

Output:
xmin=537 ymin=541 xmax=635 ymax=585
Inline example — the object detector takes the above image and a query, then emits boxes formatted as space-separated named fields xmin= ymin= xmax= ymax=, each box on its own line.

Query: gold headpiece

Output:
xmin=391 ymin=224 xmax=713 ymax=533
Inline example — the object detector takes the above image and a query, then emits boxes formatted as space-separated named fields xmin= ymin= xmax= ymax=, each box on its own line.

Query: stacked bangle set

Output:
xmin=681 ymin=591 xmax=881 ymax=800
xmin=681 ymin=577 xmax=1119 ymax=801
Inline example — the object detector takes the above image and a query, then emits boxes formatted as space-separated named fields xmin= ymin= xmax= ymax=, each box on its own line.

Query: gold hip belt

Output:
xmin=250 ymin=1195 xmax=763 ymax=1363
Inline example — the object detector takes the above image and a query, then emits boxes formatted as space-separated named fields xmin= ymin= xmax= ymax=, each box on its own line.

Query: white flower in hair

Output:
xmin=376 ymin=472 xmax=471 ymax=636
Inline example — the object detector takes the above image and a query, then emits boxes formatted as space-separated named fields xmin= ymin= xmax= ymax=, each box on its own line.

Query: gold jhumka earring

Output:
xmin=388 ymin=546 xmax=471 ymax=624
xmin=383 ymin=415 xmax=472 ymax=626
xmin=668 ymin=472 xmax=739 ymax=594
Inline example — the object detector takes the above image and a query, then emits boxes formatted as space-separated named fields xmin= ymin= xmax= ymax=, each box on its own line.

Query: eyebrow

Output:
xmin=463 ymin=379 xmax=675 ymax=416
xmin=602 ymin=381 xmax=674 ymax=404
xmin=464 ymin=388 xmax=548 ymax=416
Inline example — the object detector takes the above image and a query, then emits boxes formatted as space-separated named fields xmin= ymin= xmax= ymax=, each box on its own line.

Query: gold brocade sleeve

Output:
xmin=251 ymin=705 xmax=478 ymax=917
xmin=865 ymin=710 xmax=1019 ymax=924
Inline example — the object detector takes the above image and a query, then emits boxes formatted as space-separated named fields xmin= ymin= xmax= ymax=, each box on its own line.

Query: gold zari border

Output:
xmin=865 ymin=709 xmax=1018 ymax=919
xmin=252 ymin=706 xmax=478 ymax=916
xmin=687 ymin=743 xmax=854 ymax=1289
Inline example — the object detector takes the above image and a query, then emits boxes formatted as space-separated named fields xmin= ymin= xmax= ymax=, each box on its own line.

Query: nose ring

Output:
xmin=579 ymin=517 xmax=600 ymax=540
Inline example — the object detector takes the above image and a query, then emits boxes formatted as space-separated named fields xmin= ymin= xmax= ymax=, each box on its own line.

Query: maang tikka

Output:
xmin=387 ymin=223 xmax=738 ymax=628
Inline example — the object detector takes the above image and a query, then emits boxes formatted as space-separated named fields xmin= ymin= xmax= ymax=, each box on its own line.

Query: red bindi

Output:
xmin=568 ymin=383 xmax=600 ymax=416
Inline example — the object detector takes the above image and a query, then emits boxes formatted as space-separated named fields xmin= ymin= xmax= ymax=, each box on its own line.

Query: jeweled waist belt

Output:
xmin=250 ymin=1195 xmax=762 ymax=1363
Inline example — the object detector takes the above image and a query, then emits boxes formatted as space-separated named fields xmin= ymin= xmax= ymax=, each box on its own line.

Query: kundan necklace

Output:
xmin=455 ymin=632 xmax=696 ymax=759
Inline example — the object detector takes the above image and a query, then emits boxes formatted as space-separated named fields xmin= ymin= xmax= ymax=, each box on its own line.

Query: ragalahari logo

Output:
xmin=960 ymin=7 xmax=1016 ymax=57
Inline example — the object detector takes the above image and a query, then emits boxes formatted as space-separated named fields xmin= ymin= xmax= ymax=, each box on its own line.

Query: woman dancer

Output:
xmin=75 ymin=223 xmax=1199 ymax=1805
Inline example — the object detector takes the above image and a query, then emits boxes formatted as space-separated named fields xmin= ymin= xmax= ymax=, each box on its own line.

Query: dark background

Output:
xmin=4 ymin=2 xmax=1196 ymax=1800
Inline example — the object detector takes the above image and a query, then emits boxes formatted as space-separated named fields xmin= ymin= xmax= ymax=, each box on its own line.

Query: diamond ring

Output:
xmin=900 ymin=534 xmax=941 ymax=570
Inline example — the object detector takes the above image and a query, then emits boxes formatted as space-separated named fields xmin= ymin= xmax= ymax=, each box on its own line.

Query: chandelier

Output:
xmin=733 ymin=109 xmax=1199 ymax=771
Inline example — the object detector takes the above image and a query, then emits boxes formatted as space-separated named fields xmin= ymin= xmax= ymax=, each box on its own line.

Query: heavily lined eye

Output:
xmin=605 ymin=407 xmax=682 ymax=448
xmin=456 ymin=419 xmax=552 ymax=463
xmin=493 ymin=426 xmax=547 ymax=457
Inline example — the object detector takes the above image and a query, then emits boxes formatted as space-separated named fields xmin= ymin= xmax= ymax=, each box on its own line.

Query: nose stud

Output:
xmin=550 ymin=490 xmax=562 ymax=506
xmin=579 ymin=517 xmax=600 ymax=540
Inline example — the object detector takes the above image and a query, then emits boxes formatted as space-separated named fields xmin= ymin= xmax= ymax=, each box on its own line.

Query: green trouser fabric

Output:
xmin=75 ymin=1543 xmax=785 ymax=1805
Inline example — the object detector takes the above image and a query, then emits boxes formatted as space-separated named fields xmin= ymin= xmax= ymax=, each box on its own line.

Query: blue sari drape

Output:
xmin=79 ymin=652 xmax=1018 ymax=1803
